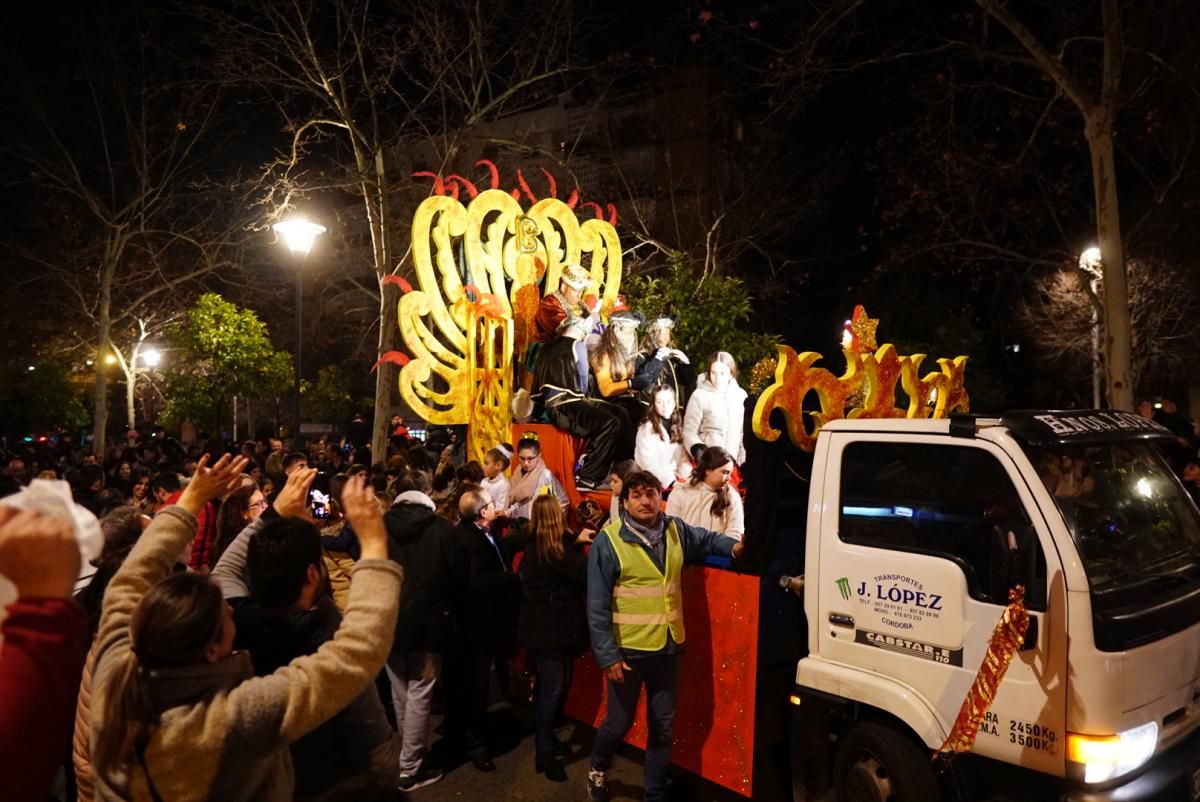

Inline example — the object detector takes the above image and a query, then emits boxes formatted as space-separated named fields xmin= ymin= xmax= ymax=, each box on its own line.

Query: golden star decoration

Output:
xmin=846 ymin=304 xmax=879 ymax=353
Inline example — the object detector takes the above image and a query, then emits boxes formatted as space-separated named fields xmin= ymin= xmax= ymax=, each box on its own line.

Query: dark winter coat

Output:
xmin=452 ymin=520 xmax=520 ymax=658
xmin=384 ymin=501 xmax=463 ymax=653
xmin=230 ymin=595 xmax=396 ymax=800
xmin=518 ymin=535 xmax=588 ymax=654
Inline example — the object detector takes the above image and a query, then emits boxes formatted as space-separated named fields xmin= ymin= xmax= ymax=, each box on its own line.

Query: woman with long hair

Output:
xmin=518 ymin=495 xmax=590 ymax=782
xmin=634 ymin=386 xmax=691 ymax=491
xmin=89 ymin=459 xmax=402 ymax=802
xmin=212 ymin=484 xmax=267 ymax=565
xmin=127 ymin=466 xmax=153 ymax=513
xmin=590 ymin=310 xmax=664 ymax=458
xmin=682 ymin=351 xmax=748 ymax=465
xmin=665 ymin=446 xmax=745 ymax=540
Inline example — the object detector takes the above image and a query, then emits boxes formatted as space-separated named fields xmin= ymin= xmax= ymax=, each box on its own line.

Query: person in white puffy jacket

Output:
xmin=665 ymin=446 xmax=745 ymax=541
xmin=682 ymin=352 xmax=747 ymax=465
xmin=634 ymin=387 xmax=692 ymax=490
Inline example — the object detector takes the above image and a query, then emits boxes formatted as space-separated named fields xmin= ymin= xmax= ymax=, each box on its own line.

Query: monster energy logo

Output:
xmin=835 ymin=577 xmax=851 ymax=601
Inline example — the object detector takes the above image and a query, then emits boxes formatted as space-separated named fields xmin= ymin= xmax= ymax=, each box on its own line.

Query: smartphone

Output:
xmin=308 ymin=488 xmax=331 ymax=520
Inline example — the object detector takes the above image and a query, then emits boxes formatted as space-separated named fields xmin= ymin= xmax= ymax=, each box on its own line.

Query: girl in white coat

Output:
xmin=634 ymin=386 xmax=692 ymax=490
xmin=665 ymin=446 xmax=745 ymax=540
xmin=682 ymin=352 xmax=747 ymax=465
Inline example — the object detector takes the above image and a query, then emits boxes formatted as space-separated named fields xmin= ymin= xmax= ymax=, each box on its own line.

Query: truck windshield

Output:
xmin=1024 ymin=441 xmax=1200 ymax=648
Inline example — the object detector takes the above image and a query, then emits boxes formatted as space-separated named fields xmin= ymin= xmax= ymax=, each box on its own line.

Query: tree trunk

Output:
xmin=371 ymin=288 xmax=397 ymax=460
xmin=125 ymin=368 xmax=137 ymax=433
xmin=92 ymin=301 xmax=112 ymax=454
xmin=1086 ymin=122 xmax=1134 ymax=410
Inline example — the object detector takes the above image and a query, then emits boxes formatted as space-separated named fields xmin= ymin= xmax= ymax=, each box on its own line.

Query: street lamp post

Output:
xmin=1079 ymin=247 xmax=1103 ymax=408
xmin=273 ymin=217 xmax=326 ymax=449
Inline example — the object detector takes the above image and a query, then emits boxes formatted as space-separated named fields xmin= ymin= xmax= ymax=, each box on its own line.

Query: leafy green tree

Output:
xmin=302 ymin=365 xmax=371 ymax=426
xmin=0 ymin=362 xmax=90 ymax=441
xmin=621 ymin=251 xmax=778 ymax=372
xmin=159 ymin=294 xmax=293 ymax=432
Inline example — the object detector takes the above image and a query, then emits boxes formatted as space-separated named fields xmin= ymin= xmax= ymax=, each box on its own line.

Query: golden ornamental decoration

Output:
xmin=752 ymin=305 xmax=970 ymax=452
xmin=389 ymin=162 xmax=623 ymax=465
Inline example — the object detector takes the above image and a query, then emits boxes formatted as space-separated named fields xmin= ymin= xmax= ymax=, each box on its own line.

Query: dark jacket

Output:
xmin=453 ymin=520 xmax=520 ymax=658
xmin=518 ymin=534 xmax=588 ymax=654
xmin=384 ymin=501 xmax=462 ymax=652
xmin=230 ymin=594 xmax=396 ymax=800
xmin=534 ymin=333 xmax=587 ymax=408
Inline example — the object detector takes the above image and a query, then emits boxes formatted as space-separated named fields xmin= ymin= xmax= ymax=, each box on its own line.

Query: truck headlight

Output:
xmin=1066 ymin=722 xmax=1158 ymax=783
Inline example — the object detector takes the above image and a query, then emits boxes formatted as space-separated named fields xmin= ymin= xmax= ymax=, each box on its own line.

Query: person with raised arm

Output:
xmin=90 ymin=456 xmax=402 ymax=802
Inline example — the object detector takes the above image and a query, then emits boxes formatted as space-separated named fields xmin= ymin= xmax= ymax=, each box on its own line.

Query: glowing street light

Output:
xmin=140 ymin=347 xmax=162 ymax=368
xmin=104 ymin=353 xmax=118 ymax=366
xmin=273 ymin=216 xmax=326 ymax=445
xmin=273 ymin=218 xmax=326 ymax=255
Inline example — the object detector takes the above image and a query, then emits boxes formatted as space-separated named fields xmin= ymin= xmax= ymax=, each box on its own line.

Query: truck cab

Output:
xmin=792 ymin=410 xmax=1200 ymax=802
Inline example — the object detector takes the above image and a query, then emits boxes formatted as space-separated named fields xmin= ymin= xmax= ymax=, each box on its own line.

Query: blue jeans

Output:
xmin=532 ymin=651 xmax=574 ymax=753
xmin=589 ymin=652 xmax=682 ymax=802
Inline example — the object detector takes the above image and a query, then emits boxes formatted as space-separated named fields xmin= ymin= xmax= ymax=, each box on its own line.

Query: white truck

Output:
xmin=772 ymin=409 xmax=1200 ymax=802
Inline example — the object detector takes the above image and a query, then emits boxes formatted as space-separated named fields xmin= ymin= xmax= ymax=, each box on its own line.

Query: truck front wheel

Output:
xmin=832 ymin=721 xmax=940 ymax=802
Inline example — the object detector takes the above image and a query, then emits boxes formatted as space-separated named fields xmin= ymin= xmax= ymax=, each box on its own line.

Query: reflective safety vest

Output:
xmin=604 ymin=518 xmax=685 ymax=651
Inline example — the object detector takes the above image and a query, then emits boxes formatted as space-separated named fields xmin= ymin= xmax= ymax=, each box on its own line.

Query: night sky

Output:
xmin=3 ymin=0 xmax=1199 ymax=417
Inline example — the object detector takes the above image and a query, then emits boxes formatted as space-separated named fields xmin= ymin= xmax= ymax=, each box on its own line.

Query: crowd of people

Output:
xmin=0 ymin=296 xmax=752 ymax=802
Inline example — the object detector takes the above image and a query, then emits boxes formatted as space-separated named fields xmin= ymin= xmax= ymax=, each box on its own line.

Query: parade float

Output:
xmin=389 ymin=164 xmax=980 ymax=798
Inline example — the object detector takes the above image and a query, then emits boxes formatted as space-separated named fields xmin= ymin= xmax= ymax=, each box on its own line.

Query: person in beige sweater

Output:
xmin=89 ymin=456 xmax=403 ymax=802
xmin=664 ymin=446 xmax=745 ymax=541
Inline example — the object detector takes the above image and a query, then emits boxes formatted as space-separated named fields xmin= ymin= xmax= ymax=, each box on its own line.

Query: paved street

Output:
xmin=412 ymin=703 xmax=751 ymax=802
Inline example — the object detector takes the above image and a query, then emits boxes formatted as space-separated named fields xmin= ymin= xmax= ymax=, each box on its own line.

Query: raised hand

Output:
xmin=0 ymin=509 xmax=80 ymax=599
xmin=178 ymin=454 xmax=249 ymax=515
xmin=272 ymin=467 xmax=319 ymax=522
xmin=341 ymin=474 xmax=387 ymax=560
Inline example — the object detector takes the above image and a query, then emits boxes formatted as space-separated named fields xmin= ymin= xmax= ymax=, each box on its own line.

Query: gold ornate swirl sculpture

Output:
xmin=752 ymin=305 xmax=970 ymax=452
xmin=393 ymin=163 xmax=622 ymax=464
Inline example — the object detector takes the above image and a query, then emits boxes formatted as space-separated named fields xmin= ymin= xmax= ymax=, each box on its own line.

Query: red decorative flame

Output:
xmin=475 ymin=159 xmax=500 ymax=190
xmin=445 ymin=174 xmax=479 ymax=199
xmin=539 ymin=167 xmax=558 ymax=199
xmin=370 ymin=351 xmax=410 ymax=373
xmin=412 ymin=171 xmax=444 ymax=195
xmin=606 ymin=203 xmax=619 ymax=226
xmin=581 ymin=201 xmax=604 ymax=219
xmin=566 ymin=189 xmax=579 ymax=209
xmin=381 ymin=275 xmax=413 ymax=293
xmin=517 ymin=168 xmax=537 ymax=203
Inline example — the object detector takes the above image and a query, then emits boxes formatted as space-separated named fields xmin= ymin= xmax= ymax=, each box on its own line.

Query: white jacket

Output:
xmin=665 ymin=481 xmax=745 ymax=541
xmin=682 ymin=374 xmax=748 ymax=464
xmin=634 ymin=423 xmax=691 ymax=490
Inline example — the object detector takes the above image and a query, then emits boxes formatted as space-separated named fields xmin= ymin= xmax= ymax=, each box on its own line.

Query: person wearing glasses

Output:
xmin=506 ymin=434 xmax=569 ymax=519
xmin=447 ymin=488 xmax=521 ymax=773
xmin=211 ymin=485 xmax=268 ymax=565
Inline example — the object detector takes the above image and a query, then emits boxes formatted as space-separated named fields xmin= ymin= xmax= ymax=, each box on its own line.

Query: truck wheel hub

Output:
xmin=845 ymin=755 xmax=893 ymax=802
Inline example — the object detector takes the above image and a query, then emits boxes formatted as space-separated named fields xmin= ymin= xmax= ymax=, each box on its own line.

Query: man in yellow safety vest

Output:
xmin=585 ymin=469 xmax=744 ymax=802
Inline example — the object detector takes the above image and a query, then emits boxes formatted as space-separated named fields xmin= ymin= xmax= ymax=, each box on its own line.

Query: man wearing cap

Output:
xmin=534 ymin=314 xmax=627 ymax=491
xmin=535 ymin=263 xmax=595 ymax=343
xmin=639 ymin=316 xmax=695 ymax=407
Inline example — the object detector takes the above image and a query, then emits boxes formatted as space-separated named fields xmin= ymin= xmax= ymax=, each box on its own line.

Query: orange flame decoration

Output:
xmin=751 ymin=306 xmax=970 ymax=452
xmin=935 ymin=586 xmax=1030 ymax=763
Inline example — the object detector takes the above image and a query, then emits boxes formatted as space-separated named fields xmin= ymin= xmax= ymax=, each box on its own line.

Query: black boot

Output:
xmin=535 ymin=751 xmax=567 ymax=782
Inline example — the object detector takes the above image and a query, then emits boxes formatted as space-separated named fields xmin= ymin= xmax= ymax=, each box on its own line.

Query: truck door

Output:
xmin=818 ymin=434 xmax=1068 ymax=775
